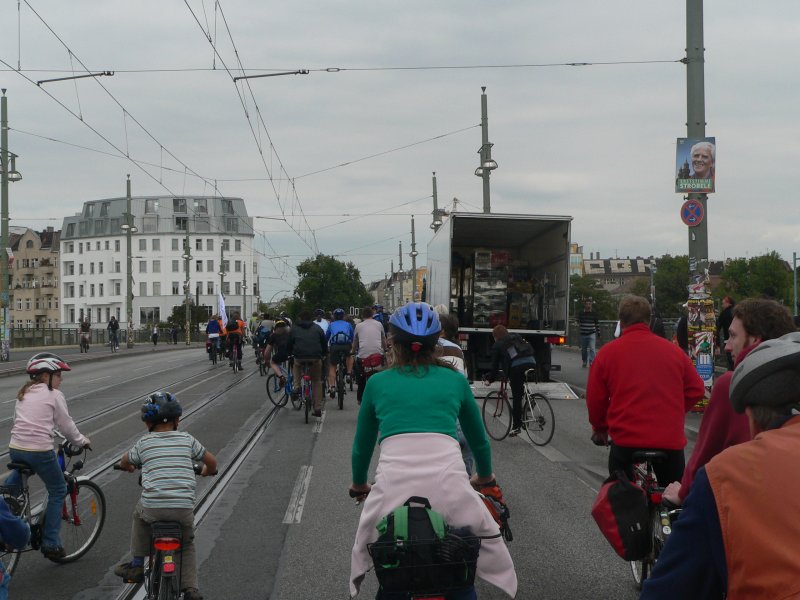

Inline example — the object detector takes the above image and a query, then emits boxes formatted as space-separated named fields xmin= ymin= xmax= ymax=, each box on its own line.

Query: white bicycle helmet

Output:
xmin=26 ymin=352 xmax=71 ymax=375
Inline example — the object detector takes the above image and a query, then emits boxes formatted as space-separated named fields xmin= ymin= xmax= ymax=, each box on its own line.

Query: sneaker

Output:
xmin=328 ymin=387 xmax=336 ymax=399
xmin=279 ymin=375 xmax=287 ymax=387
xmin=509 ymin=427 xmax=522 ymax=438
xmin=114 ymin=561 xmax=144 ymax=583
xmin=182 ymin=588 xmax=204 ymax=600
xmin=42 ymin=545 xmax=66 ymax=559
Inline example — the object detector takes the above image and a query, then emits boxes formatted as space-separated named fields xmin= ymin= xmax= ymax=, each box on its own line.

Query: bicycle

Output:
xmin=228 ymin=336 xmax=242 ymax=373
xmin=80 ymin=333 xmax=90 ymax=353
xmin=333 ymin=352 xmax=350 ymax=410
xmin=481 ymin=372 xmax=512 ymax=441
xmin=266 ymin=360 xmax=295 ymax=409
xmin=109 ymin=332 xmax=119 ymax=353
xmin=255 ymin=346 xmax=267 ymax=376
xmin=0 ymin=435 xmax=106 ymax=576
xmin=628 ymin=450 xmax=682 ymax=590
xmin=295 ymin=359 xmax=316 ymax=424
xmin=520 ymin=368 xmax=555 ymax=446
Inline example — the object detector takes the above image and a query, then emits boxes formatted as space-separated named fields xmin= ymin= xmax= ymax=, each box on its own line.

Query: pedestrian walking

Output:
xmin=577 ymin=299 xmax=600 ymax=367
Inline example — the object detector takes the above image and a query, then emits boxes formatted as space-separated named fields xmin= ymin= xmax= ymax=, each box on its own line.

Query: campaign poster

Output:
xmin=687 ymin=298 xmax=716 ymax=407
xmin=675 ymin=137 xmax=716 ymax=194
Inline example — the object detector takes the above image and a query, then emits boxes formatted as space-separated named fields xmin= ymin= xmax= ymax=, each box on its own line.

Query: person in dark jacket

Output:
xmin=287 ymin=311 xmax=327 ymax=417
xmin=717 ymin=296 xmax=735 ymax=370
xmin=649 ymin=305 xmax=666 ymax=339
xmin=577 ymin=299 xmax=600 ymax=367
xmin=485 ymin=325 xmax=536 ymax=437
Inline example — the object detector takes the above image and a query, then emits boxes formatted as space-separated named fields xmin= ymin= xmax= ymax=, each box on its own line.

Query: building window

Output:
xmin=223 ymin=282 xmax=230 ymax=295
xmin=222 ymin=239 xmax=230 ymax=251
xmin=96 ymin=241 xmax=101 ymax=250
xmin=64 ymin=262 xmax=74 ymax=276
xmin=193 ymin=198 xmax=208 ymax=213
xmin=207 ymin=281 xmax=214 ymax=294
xmin=25 ymin=319 xmax=32 ymax=329
xmin=114 ymin=282 xmax=121 ymax=295
xmin=85 ymin=204 xmax=94 ymax=218
xmin=115 ymin=240 xmax=121 ymax=252
xmin=25 ymin=240 xmax=34 ymax=249
xmin=140 ymin=282 xmax=147 ymax=297
xmin=79 ymin=285 xmax=84 ymax=296
xmin=15 ymin=299 xmax=21 ymax=310
xmin=235 ymin=239 xmax=242 ymax=252
xmin=152 ymin=239 xmax=160 ymax=251
xmin=235 ymin=260 xmax=242 ymax=272
xmin=173 ymin=198 xmax=187 ymax=213
xmin=114 ymin=261 xmax=121 ymax=273
xmin=79 ymin=264 xmax=84 ymax=275
xmin=79 ymin=221 xmax=89 ymax=235
xmin=90 ymin=263 xmax=95 ymax=275
xmin=195 ymin=238 xmax=202 ymax=251
xmin=66 ymin=223 xmax=75 ymax=237
xmin=222 ymin=260 xmax=230 ymax=272
xmin=153 ymin=282 xmax=161 ymax=296
xmin=116 ymin=307 xmax=120 ymax=320
xmin=78 ymin=242 xmax=83 ymax=254
xmin=235 ymin=282 xmax=242 ymax=295
xmin=89 ymin=285 xmax=95 ymax=297
xmin=105 ymin=240 xmax=110 ymax=250
xmin=172 ymin=260 xmax=180 ymax=272
xmin=206 ymin=239 xmax=213 ymax=251
xmin=99 ymin=262 xmax=104 ymax=274
xmin=222 ymin=198 xmax=234 ymax=214
xmin=145 ymin=199 xmax=159 ymax=214
xmin=139 ymin=239 xmax=147 ymax=251
xmin=172 ymin=281 xmax=180 ymax=295
xmin=65 ymin=242 xmax=74 ymax=253
xmin=175 ymin=217 xmax=188 ymax=231
xmin=172 ymin=238 xmax=179 ymax=251
xmin=110 ymin=218 xmax=120 ymax=233
xmin=153 ymin=260 xmax=161 ymax=273
xmin=99 ymin=283 xmax=104 ymax=297
xmin=69 ymin=307 xmax=75 ymax=322
xmin=225 ymin=218 xmax=239 ymax=233
xmin=140 ymin=307 xmax=160 ymax=324
xmin=95 ymin=220 xmax=106 ymax=235
xmin=195 ymin=260 xmax=203 ymax=272
xmin=139 ymin=260 xmax=147 ymax=273
xmin=142 ymin=216 xmax=158 ymax=233
xmin=206 ymin=259 xmax=213 ymax=272
xmin=196 ymin=282 xmax=202 ymax=298
xmin=105 ymin=307 xmax=110 ymax=321
xmin=100 ymin=201 xmax=110 ymax=217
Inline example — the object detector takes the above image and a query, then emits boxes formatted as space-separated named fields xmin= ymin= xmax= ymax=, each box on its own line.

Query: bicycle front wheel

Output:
xmin=337 ymin=367 xmax=345 ymax=410
xmin=0 ymin=546 xmax=22 ymax=577
xmin=523 ymin=392 xmax=555 ymax=446
xmin=51 ymin=479 xmax=106 ymax=563
xmin=304 ymin=381 xmax=311 ymax=424
xmin=266 ymin=373 xmax=288 ymax=407
xmin=482 ymin=391 xmax=512 ymax=441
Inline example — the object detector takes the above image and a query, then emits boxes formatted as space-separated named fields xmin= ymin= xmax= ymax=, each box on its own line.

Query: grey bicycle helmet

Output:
xmin=141 ymin=392 xmax=183 ymax=424
xmin=730 ymin=332 xmax=800 ymax=413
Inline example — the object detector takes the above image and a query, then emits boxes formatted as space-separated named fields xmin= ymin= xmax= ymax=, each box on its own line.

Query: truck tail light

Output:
xmin=546 ymin=335 xmax=566 ymax=345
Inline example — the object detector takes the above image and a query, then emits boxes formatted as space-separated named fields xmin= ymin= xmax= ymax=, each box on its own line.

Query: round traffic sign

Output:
xmin=681 ymin=200 xmax=704 ymax=227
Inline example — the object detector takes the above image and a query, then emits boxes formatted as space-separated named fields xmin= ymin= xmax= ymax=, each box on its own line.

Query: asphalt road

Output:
xmin=2 ymin=345 xmax=702 ymax=599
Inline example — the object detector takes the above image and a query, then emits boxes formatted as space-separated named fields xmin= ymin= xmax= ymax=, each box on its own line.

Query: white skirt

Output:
xmin=350 ymin=433 xmax=517 ymax=598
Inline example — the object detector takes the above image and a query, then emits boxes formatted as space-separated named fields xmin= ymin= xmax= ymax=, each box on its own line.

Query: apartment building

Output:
xmin=60 ymin=195 xmax=257 ymax=329
xmin=9 ymin=227 xmax=61 ymax=328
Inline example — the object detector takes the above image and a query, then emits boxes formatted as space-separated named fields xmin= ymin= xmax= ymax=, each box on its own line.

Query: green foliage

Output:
xmin=288 ymin=254 xmax=372 ymax=316
xmin=714 ymin=252 xmax=792 ymax=306
xmin=569 ymin=275 xmax=616 ymax=320
xmin=629 ymin=277 xmax=651 ymax=299
xmin=165 ymin=303 xmax=211 ymax=331
xmin=653 ymin=255 xmax=690 ymax=318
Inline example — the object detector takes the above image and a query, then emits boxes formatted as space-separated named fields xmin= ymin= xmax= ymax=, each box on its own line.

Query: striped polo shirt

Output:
xmin=128 ymin=431 xmax=206 ymax=509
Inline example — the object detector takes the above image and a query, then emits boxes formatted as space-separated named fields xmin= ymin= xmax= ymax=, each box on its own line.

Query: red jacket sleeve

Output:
xmin=682 ymin=354 xmax=706 ymax=412
xmin=585 ymin=352 xmax=610 ymax=433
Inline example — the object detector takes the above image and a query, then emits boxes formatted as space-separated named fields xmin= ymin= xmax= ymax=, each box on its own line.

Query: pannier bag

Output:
xmin=591 ymin=470 xmax=650 ymax=560
xmin=368 ymin=496 xmax=480 ymax=596
xmin=361 ymin=353 xmax=384 ymax=370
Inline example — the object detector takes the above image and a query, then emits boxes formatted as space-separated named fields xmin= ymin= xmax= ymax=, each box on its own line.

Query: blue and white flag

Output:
xmin=218 ymin=293 xmax=228 ymax=328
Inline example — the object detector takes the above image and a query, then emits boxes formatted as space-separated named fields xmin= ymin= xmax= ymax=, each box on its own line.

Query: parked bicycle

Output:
xmin=0 ymin=435 xmax=106 ymax=576
xmin=481 ymin=370 xmax=555 ymax=445
xmin=629 ymin=450 xmax=682 ymax=589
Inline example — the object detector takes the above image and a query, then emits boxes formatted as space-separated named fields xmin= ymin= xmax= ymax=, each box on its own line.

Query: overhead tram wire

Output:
xmin=183 ymin=0 xmax=319 ymax=255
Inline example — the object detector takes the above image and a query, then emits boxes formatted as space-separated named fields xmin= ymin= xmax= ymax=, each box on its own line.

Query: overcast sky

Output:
xmin=2 ymin=1 xmax=799 ymax=299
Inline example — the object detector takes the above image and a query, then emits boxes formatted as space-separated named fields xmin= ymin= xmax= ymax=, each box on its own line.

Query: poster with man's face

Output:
xmin=675 ymin=137 xmax=716 ymax=193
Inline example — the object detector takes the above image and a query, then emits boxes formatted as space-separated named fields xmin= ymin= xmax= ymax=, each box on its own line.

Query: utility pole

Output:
xmin=410 ymin=216 xmax=418 ymax=300
xmin=183 ymin=228 xmax=191 ymax=345
xmin=0 ymin=90 xmax=16 ymax=361
xmin=219 ymin=244 xmax=224 ymax=298
xmin=124 ymin=176 xmax=135 ymax=348
xmin=686 ymin=0 xmax=708 ymax=278
xmin=793 ymin=252 xmax=798 ymax=317
xmin=243 ymin=260 xmax=247 ymax=319
xmin=431 ymin=171 xmax=442 ymax=231
xmin=398 ymin=241 xmax=403 ymax=304
xmin=475 ymin=87 xmax=498 ymax=213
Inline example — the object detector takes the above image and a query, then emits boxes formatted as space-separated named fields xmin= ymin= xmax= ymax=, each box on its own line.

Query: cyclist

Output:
xmin=4 ymin=353 xmax=90 ymax=559
xmin=372 ymin=303 xmax=389 ymax=334
xmin=279 ymin=311 xmax=293 ymax=329
xmin=247 ymin=311 xmax=260 ymax=344
xmin=107 ymin=316 xmax=120 ymax=350
xmin=326 ymin=308 xmax=355 ymax=398
xmin=352 ymin=306 xmax=387 ymax=405
xmin=114 ymin=392 xmax=217 ymax=600
xmin=313 ymin=308 xmax=330 ymax=336
xmin=287 ymin=310 xmax=327 ymax=417
xmin=485 ymin=324 xmax=536 ymax=437
xmin=79 ymin=317 xmax=91 ymax=351
xmin=641 ymin=332 xmax=800 ymax=599
xmin=264 ymin=319 xmax=291 ymax=386
xmin=349 ymin=303 xmax=516 ymax=598
xmin=586 ymin=295 xmax=704 ymax=486
xmin=224 ymin=312 xmax=247 ymax=370
xmin=205 ymin=314 xmax=222 ymax=361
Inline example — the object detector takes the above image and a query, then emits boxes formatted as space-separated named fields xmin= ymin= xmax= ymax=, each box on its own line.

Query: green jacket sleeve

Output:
xmin=351 ymin=385 xmax=379 ymax=485
xmin=457 ymin=377 xmax=493 ymax=477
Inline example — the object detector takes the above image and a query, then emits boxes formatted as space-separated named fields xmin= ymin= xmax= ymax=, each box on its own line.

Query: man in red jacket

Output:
xmin=586 ymin=295 xmax=705 ymax=485
xmin=662 ymin=297 xmax=796 ymax=504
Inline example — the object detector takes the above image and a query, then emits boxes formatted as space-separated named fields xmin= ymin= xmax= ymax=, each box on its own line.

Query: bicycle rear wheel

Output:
xmin=303 ymin=379 xmax=311 ymax=424
xmin=51 ymin=479 xmax=106 ymax=563
xmin=266 ymin=373 xmax=289 ymax=407
xmin=522 ymin=392 xmax=555 ymax=446
xmin=158 ymin=572 xmax=180 ymax=600
xmin=482 ymin=391 xmax=512 ymax=441
xmin=630 ymin=506 xmax=659 ymax=589
xmin=337 ymin=365 xmax=345 ymax=410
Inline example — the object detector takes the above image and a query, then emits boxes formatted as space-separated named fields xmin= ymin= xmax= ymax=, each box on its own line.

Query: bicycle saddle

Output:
xmin=631 ymin=450 xmax=667 ymax=463
xmin=7 ymin=461 xmax=35 ymax=475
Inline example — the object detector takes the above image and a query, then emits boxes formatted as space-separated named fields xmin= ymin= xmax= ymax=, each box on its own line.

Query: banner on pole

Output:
xmin=675 ymin=137 xmax=716 ymax=193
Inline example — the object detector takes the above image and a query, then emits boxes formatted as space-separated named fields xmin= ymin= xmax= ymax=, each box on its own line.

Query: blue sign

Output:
xmin=681 ymin=200 xmax=704 ymax=227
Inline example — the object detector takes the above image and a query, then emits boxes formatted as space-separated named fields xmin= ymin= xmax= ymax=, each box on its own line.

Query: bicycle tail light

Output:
xmin=161 ymin=558 xmax=177 ymax=574
xmin=154 ymin=537 xmax=181 ymax=552
xmin=546 ymin=335 xmax=566 ymax=345
xmin=303 ymin=375 xmax=311 ymax=381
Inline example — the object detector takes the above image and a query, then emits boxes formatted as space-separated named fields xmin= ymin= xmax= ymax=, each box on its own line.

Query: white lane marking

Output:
xmin=86 ymin=376 xmax=112 ymax=383
xmin=2 ymin=398 xmax=16 ymax=405
xmin=312 ymin=410 xmax=326 ymax=434
xmin=175 ymin=373 xmax=222 ymax=395
xmin=88 ymin=411 xmax=140 ymax=438
xmin=283 ymin=465 xmax=313 ymax=524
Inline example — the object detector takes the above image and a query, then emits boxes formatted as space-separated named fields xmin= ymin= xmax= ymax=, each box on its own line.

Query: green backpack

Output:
xmin=368 ymin=496 xmax=480 ymax=595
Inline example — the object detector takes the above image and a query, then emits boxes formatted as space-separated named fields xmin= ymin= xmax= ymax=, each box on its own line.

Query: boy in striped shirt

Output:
xmin=114 ymin=392 xmax=217 ymax=600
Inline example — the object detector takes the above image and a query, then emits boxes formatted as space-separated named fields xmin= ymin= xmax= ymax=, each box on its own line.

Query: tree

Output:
xmin=287 ymin=254 xmax=373 ymax=316
xmin=166 ymin=303 xmax=211 ymax=335
xmin=569 ymin=275 xmax=616 ymax=320
xmin=629 ymin=277 xmax=651 ymax=300
xmin=715 ymin=252 xmax=792 ymax=305
xmin=653 ymin=255 xmax=690 ymax=318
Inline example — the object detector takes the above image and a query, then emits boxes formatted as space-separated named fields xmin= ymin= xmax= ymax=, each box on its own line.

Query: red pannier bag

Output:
xmin=591 ymin=470 xmax=650 ymax=560
xmin=361 ymin=353 xmax=383 ymax=370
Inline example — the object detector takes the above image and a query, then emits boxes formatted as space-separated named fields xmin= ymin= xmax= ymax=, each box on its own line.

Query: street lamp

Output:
xmin=793 ymin=252 xmax=798 ymax=317
xmin=1 ymin=90 xmax=22 ymax=361
xmin=182 ymin=245 xmax=192 ymax=345
xmin=474 ymin=87 xmax=498 ymax=213
xmin=120 ymin=176 xmax=138 ymax=348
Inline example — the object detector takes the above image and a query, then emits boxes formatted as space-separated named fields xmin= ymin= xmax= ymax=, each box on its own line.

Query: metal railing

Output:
xmin=5 ymin=327 xmax=188 ymax=348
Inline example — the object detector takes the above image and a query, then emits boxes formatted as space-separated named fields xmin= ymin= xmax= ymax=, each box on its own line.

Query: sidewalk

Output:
xmin=0 ymin=341 xmax=203 ymax=378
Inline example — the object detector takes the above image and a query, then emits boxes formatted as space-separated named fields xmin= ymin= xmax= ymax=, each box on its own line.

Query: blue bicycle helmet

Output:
xmin=389 ymin=302 xmax=441 ymax=350
xmin=141 ymin=392 xmax=183 ymax=424
xmin=333 ymin=308 xmax=345 ymax=319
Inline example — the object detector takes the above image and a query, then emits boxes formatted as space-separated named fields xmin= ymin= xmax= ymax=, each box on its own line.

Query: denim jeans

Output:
xmin=580 ymin=333 xmax=597 ymax=365
xmin=5 ymin=448 xmax=67 ymax=549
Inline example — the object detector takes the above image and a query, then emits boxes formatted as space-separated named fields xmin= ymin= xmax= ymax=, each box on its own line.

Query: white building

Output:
xmin=59 ymin=195 xmax=258 ymax=329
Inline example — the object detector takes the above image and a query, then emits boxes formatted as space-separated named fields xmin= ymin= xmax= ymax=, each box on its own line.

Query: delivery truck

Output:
xmin=426 ymin=212 xmax=572 ymax=381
